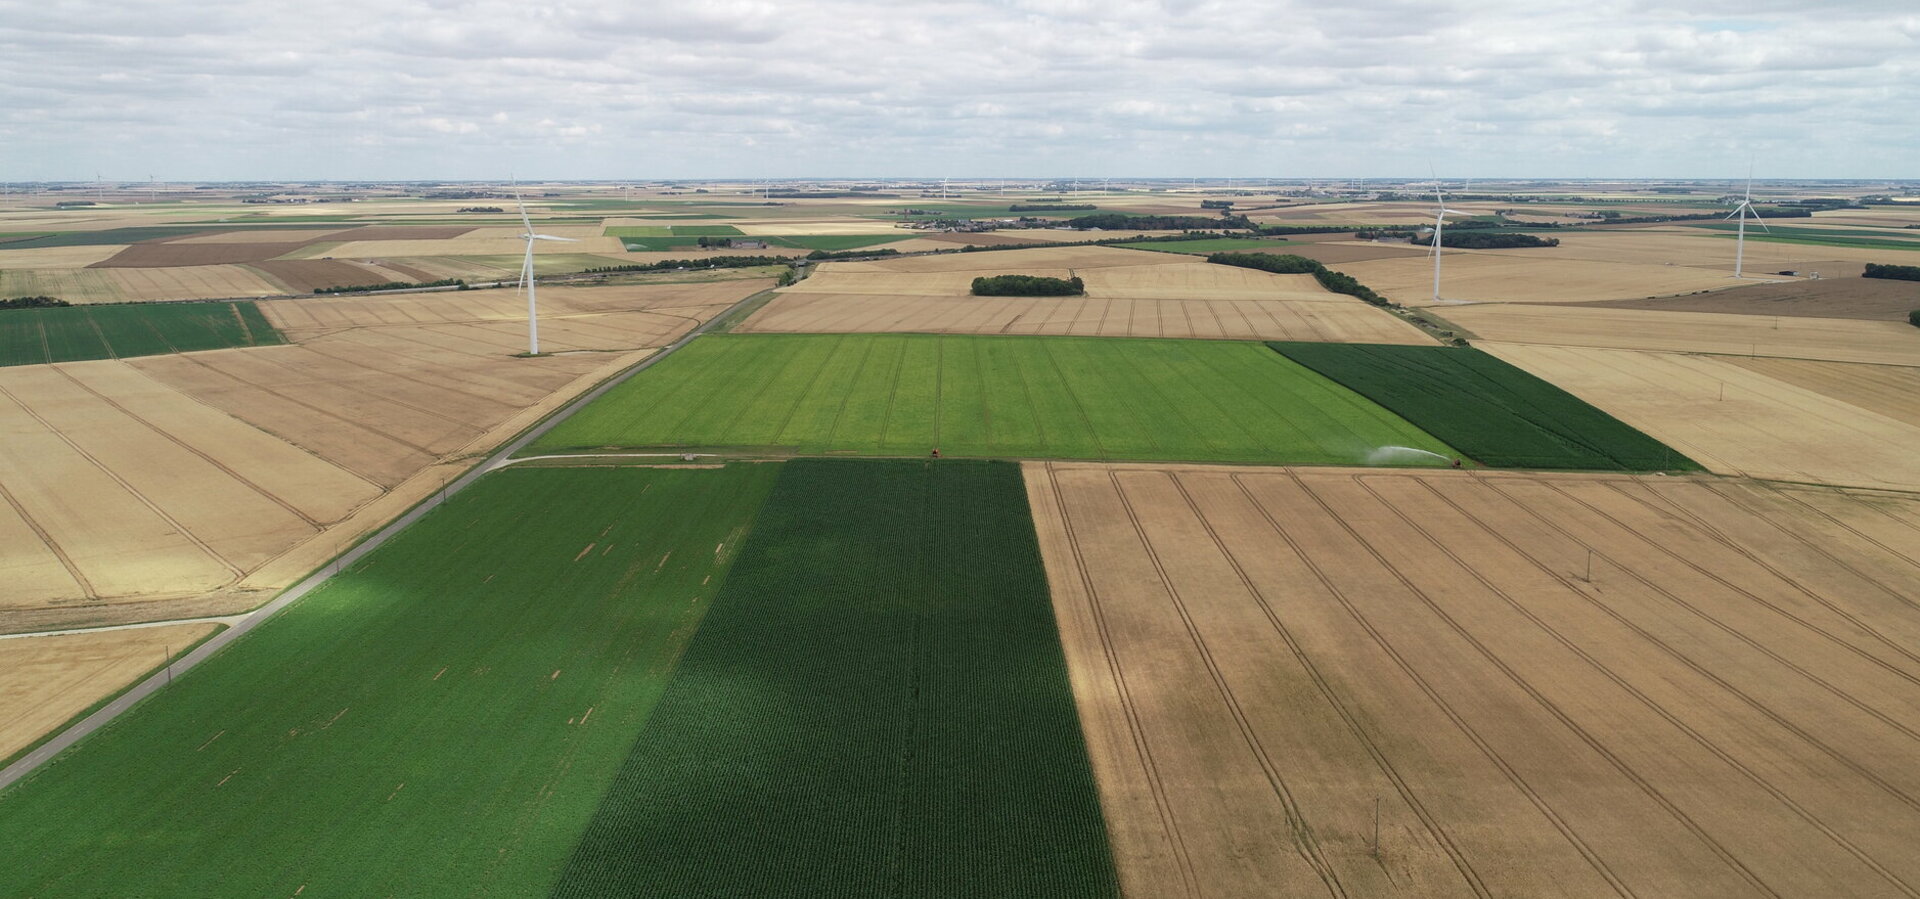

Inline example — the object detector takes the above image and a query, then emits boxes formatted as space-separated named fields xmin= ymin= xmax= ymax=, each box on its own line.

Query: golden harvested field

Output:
xmin=1435 ymin=305 xmax=1920 ymax=366
xmin=0 ymin=245 xmax=126 ymax=269
xmin=787 ymin=267 xmax=1076 ymax=296
xmin=822 ymin=244 xmax=1181 ymax=273
xmin=0 ymin=265 xmax=291 ymax=304
xmin=1721 ymin=358 xmax=1920 ymax=427
xmin=1580 ymin=276 xmax=1917 ymax=322
xmin=1482 ymin=344 xmax=1920 ymax=492
xmin=0 ymin=281 xmax=759 ymax=630
xmin=1472 ymin=229 xmax=1891 ymax=271
xmin=1338 ymin=252 xmax=1744 ymax=306
xmin=0 ymin=623 xmax=218 ymax=762
xmin=1028 ymin=461 xmax=1920 ymax=899
xmin=285 ymin=235 xmax=632 ymax=257
xmin=738 ymin=292 xmax=1430 ymax=343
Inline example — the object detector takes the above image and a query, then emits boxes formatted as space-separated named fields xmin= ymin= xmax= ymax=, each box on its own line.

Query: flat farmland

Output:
xmin=1473 ymin=228 xmax=1895 ymax=270
xmin=529 ymin=334 xmax=1460 ymax=466
xmin=1579 ymin=275 xmax=1918 ymax=322
xmin=1434 ymin=305 xmax=1920 ymax=366
xmin=1271 ymin=342 xmax=1698 ymax=471
xmin=0 ymin=623 xmax=219 ymax=763
xmin=0 ymin=301 xmax=284 ymax=366
xmin=554 ymin=460 xmax=1116 ymax=897
xmin=1720 ymin=357 xmax=1920 ymax=427
xmin=820 ymin=244 xmax=1182 ymax=273
xmin=0 ymin=279 xmax=756 ymax=628
xmin=1028 ymin=462 xmax=1920 ymax=898
xmin=1338 ymin=252 xmax=1742 ymax=305
xmin=1480 ymin=343 xmax=1920 ymax=492
xmin=0 ymin=265 xmax=290 ymax=304
xmin=0 ymin=466 xmax=781 ymax=898
xmin=738 ymin=290 xmax=1434 ymax=343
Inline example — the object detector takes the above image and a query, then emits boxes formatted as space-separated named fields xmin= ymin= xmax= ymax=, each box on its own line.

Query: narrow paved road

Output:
xmin=0 ymin=289 xmax=769 ymax=792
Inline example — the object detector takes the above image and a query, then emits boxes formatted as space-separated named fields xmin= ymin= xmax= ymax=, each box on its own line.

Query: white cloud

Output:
xmin=0 ymin=0 xmax=1912 ymax=179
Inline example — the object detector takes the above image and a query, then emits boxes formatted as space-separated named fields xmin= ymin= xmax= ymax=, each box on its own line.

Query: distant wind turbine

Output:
xmin=515 ymin=190 xmax=578 ymax=355
xmin=1726 ymin=169 xmax=1768 ymax=279
xmin=1428 ymin=183 xmax=1467 ymax=303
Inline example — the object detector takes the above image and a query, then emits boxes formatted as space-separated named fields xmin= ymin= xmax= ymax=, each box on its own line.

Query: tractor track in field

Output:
xmin=1352 ymin=474 xmax=1919 ymax=898
xmin=0 ymin=287 xmax=774 ymax=794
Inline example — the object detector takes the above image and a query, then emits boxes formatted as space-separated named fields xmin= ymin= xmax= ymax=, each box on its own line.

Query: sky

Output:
xmin=1 ymin=0 xmax=1915 ymax=182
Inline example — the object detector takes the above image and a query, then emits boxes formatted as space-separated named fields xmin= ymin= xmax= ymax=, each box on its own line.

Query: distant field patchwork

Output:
xmin=529 ymin=333 xmax=1460 ymax=466
xmin=0 ymin=466 xmax=779 ymax=898
xmin=0 ymin=302 xmax=284 ymax=366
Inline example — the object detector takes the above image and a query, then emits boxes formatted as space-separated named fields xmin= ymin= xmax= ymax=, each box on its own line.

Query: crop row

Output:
xmin=0 ymin=301 xmax=285 ymax=367
xmin=553 ymin=459 xmax=1119 ymax=897
xmin=1269 ymin=341 xmax=1702 ymax=471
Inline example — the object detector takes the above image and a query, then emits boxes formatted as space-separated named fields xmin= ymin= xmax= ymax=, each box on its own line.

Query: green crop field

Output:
xmin=1688 ymin=222 xmax=1920 ymax=252
xmin=1269 ymin=342 xmax=1702 ymax=471
xmin=1111 ymin=237 xmax=1296 ymax=254
xmin=764 ymin=234 xmax=913 ymax=251
xmin=554 ymin=459 xmax=1117 ymax=898
xmin=0 ymin=465 xmax=779 ymax=898
xmin=529 ymin=333 xmax=1459 ymax=466
xmin=0 ymin=301 xmax=285 ymax=366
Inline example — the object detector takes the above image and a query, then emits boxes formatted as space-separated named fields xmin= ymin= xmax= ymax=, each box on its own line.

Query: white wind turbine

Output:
xmin=515 ymin=191 xmax=578 ymax=355
xmin=1428 ymin=183 xmax=1468 ymax=304
xmin=1725 ymin=171 xmax=1768 ymax=279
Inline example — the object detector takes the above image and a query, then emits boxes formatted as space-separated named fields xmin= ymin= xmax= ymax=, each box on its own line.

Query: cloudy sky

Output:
xmin=2 ymin=0 xmax=1915 ymax=182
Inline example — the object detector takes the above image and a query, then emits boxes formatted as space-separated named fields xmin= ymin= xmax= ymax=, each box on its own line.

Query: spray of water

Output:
xmin=1365 ymin=445 xmax=1453 ymax=467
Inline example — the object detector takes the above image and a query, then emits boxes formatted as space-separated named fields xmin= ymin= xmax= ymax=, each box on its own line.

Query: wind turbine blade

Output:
xmin=529 ymin=234 xmax=579 ymax=242
xmin=1725 ymin=208 xmax=1742 ymax=220
xmin=1753 ymin=213 xmax=1770 ymax=233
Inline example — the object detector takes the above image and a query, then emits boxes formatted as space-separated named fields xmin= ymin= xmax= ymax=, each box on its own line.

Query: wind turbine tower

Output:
xmin=1429 ymin=184 xmax=1467 ymax=304
xmin=514 ymin=192 xmax=578 ymax=355
xmin=1726 ymin=173 xmax=1768 ymax=279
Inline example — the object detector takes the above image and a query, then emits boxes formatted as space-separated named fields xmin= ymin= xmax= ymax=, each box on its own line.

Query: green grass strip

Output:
xmin=1268 ymin=341 xmax=1702 ymax=471
xmin=530 ymin=333 xmax=1460 ymax=466
xmin=0 ymin=466 xmax=779 ymax=898
xmin=552 ymin=459 xmax=1119 ymax=898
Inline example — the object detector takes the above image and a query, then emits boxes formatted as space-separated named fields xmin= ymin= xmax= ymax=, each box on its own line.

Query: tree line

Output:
xmin=971 ymin=274 xmax=1086 ymax=296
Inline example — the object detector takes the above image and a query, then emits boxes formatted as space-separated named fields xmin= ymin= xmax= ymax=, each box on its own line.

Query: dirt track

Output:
xmin=1029 ymin=462 xmax=1920 ymax=898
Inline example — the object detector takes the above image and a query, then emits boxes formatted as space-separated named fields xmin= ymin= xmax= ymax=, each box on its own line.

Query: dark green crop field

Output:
xmin=1269 ymin=342 xmax=1702 ymax=471
xmin=0 ymin=465 xmax=778 ymax=898
xmin=554 ymin=459 xmax=1118 ymax=898
xmin=530 ymin=333 xmax=1459 ymax=466
xmin=0 ymin=301 xmax=285 ymax=366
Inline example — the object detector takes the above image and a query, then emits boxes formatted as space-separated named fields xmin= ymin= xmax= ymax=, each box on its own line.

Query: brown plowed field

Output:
xmin=249 ymin=259 xmax=399 ymax=293
xmin=1028 ymin=462 xmax=1920 ymax=899
xmin=1339 ymin=253 xmax=1743 ymax=305
xmin=0 ymin=622 xmax=219 ymax=761
xmin=93 ymin=242 xmax=295 ymax=267
xmin=1577 ymin=275 xmax=1916 ymax=321
xmin=1481 ymin=343 xmax=1920 ymax=493
xmin=1433 ymin=305 xmax=1920 ymax=366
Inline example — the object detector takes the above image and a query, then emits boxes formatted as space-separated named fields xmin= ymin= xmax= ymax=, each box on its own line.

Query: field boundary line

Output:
xmin=1295 ymin=469 xmax=1780 ymax=895
xmin=0 ymin=381 xmax=240 ymax=578
xmin=1468 ymin=472 xmax=1920 ymax=746
xmin=1110 ymin=469 xmax=1346 ymax=897
xmin=52 ymin=365 xmax=322 ymax=528
xmin=1407 ymin=475 xmax=1920 ymax=818
xmin=0 ymin=286 xmax=771 ymax=795
xmin=0 ymin=613 xmax=247 ymax=641
xmin=1172 ymin=472 xmax=1491 ymax=897
xmin=0 ymin=478 xmax=92 ymax=599
xmin=1354 ymin=474 xmax=1917 ymax=896
xmin=1613 ymin=479 xmax=1920 ymax=665
xmin=1752 ymin=481 xmax=1920 ymax=568
xmin=1039 ymin=463 xmax=1201 ymax=898
xmin=1244 ymin=471 xmax=1639 ymax=898
xmin=1535 ymin=479 xmax=1920 ymax=687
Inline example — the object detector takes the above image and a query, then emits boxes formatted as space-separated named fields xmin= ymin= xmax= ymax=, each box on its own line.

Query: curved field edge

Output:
xmin=1268 ymin=341 xmax=1703 ymax=471
xmin=552 ymin=458 xmax=1119 ymax=898
xmin=524 ymin=333 xmax=1462 ymax=468
xmin=0 ymin=465 xmax=779 ymax=898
